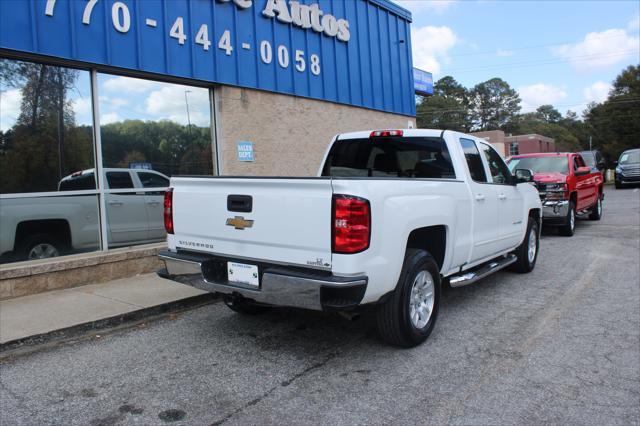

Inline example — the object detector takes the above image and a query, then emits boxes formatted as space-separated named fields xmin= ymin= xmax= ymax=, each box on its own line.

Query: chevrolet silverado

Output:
xmin=159 ymin=129 xmax=542 ymax=347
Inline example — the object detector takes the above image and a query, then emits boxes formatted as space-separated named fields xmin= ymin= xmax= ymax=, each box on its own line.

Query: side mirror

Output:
xmin=514 ymin=168 xmax=534 ymax=184
xmin=575 ymin=166 xmax=591 ymax=176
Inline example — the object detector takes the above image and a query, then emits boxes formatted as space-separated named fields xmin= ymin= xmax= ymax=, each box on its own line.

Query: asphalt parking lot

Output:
xmin=1 ymin=186 xmax=639 ymax=425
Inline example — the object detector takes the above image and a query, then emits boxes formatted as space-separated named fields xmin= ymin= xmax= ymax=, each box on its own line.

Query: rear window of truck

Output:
xmin=322 ymin=137 xmax=456 ymax=179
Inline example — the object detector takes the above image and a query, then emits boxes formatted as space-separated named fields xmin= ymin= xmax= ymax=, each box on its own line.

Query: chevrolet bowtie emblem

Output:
xmin=226 ymin=216 xmax=254 ymax=230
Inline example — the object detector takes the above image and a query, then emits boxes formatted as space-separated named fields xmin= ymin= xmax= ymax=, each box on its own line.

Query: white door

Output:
xmin=479 ymin=143 xmax=525 ymax=251
xmin=459 ymin=138 xmax=501 ymax=262
xmin=105 ymin=171 xmax=149 ymax=245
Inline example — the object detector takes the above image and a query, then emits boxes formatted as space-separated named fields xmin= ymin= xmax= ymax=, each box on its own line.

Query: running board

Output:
xmin=449 ymin=255 xmax=517 ymax=288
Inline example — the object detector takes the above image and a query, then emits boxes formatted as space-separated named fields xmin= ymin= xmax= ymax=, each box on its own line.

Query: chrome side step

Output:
xmin=449 ymin=254 xmax=517 ymax=288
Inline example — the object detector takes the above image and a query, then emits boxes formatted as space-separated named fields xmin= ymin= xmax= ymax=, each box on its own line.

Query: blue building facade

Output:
xmin=1 ymin=0 xmax=416 ymax=116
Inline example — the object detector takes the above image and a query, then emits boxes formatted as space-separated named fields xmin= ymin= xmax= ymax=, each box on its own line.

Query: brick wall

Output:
xmin=215 ymin=86 xmax=415 ymax=176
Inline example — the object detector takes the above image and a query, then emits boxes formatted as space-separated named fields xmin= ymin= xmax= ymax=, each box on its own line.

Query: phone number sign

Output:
xmin=0 ymin=0 xmax=416 ymax=116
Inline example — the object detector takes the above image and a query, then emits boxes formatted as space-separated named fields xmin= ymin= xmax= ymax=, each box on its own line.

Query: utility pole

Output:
xmin=589 ymin=135 xmax=592 ymax=151
xmin=184 ymin=90 xmax=192 ymax=138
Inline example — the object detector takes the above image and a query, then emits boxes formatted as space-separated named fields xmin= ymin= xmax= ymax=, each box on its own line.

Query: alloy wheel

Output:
xmin=28 ymin=243 xmax=59 ymax=260
xmin=409 ymin=270 xmax=435 ymax=329
xmin=527 ymin=227 xmax=537 ymax=264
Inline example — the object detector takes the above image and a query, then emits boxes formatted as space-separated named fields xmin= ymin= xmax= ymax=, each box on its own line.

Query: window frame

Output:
xmin=479 ymin=142 xmax=515 ymax=186
xmin=0 ymin=54 xmax=219 ymax=264
xmin=459 ymin=138 xmax=489 ymax=183
xmin=322 ymin=136 xmax=458 ymax=180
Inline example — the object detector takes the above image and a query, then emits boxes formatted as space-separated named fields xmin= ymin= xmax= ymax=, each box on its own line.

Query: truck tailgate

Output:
xmin=171 ymin=177 xmax=333 ymax=269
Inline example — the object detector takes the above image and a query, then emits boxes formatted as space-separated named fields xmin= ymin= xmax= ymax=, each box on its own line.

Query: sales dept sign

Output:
xmin=237 ymin=142 xmax=254 ymax=162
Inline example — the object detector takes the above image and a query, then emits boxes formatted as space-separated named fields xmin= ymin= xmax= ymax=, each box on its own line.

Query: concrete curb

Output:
xmin=0 ymin=293 xmax=220 ymax=360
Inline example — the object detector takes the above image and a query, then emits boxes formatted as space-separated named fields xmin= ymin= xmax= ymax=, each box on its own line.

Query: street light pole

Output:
xmin=184 ymin=90 xmax=192 ymax=137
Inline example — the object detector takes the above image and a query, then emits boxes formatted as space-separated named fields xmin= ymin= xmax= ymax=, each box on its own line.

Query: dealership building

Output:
xmin=0 ymin=0 xmax=428 ymax=298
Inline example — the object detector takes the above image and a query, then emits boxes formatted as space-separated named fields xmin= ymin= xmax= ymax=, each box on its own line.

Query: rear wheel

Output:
xmin=589 ymin=196 xmax=603 ymax=220
xmin=559 ymin=201 xmax=576 ymax=237
xmin=17 ymin=234 xmax=62 ymax=261
xmin=509 ymin=217 xmax=539 ymax=273
xmin=377 ymin=249 xmax=441 ymax=348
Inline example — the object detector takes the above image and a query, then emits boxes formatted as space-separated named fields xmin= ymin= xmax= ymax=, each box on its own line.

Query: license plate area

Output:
xmin=227 ymin=262 xmax=259 ymax=288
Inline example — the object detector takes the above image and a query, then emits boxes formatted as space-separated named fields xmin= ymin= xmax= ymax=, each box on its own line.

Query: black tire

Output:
xmin=376 ymin=249 xmax=441 ymax=348
xmin=224 ymin=297 xmax=270 ymax=315
xmin=558 ymin=201 xmax=576 ymax=237
xmin=509 ymin=217 xmax=539 ymax=273
xmin=17 ymin=233 xmax=62 ymax=261
xmin=589 ymin=195 xmax=603 ymax=220
xmin=615 ymin=181 xmax=622 ymax=189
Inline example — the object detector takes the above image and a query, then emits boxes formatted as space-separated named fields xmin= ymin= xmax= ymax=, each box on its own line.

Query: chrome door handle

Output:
xmin=475 ymin=194 xmax=485 ymax=201
xmin=498 ymin=194 xmax=507 ymax=200
xmin=108 ymin=201 xmax=123 ymax=206
xmin=147 ymin=201 xmax=161 ymax=206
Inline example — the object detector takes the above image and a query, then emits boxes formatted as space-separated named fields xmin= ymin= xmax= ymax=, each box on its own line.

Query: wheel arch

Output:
xmin=570 ymin=191 xmax=578 ymax=205
xmin=15 ymin=219 xmax=72 ymax=250
xmin=405 ymin=225 xmax=447 ymax=273
xmin=528 ymin=208 xmax=541 ymax=227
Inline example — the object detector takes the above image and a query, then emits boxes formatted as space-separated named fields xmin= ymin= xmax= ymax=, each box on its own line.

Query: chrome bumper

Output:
xmin=158 ymin=250 xmax=367 ymax=311
xmin=542 ymin=200 xmax=569 ymax=220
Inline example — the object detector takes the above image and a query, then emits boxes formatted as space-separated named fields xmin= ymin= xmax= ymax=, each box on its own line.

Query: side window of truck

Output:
xmin=138 ymin=172 xmax=169 ymax=188
xmin=459 ymin=138 xmax=488 ymax=182
xmin=479 ymin=143 xmax=512 ymax=185
xmin=106 ymin=172 xmax=134 ymax=189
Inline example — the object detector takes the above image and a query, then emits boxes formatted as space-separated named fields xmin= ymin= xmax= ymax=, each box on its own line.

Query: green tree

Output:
xmin=536 ymin=105 xmax=562 ymax=123
xmin=416 ymin=95 xmax=469 ymax=132
xmin=0 ymin=59 xmax=89 ymax=193
xmin=469 ymin=78 xmax=521 ymax=130
xmin=416 ymin=76 xmax=472 ymax=131
xmin=559 ymin=110 xmax=591 ymax=150
xmin=586 ymin=65 xmax=640 ymax=160
xmin=434 ymin=76 xmax=468 ymax=103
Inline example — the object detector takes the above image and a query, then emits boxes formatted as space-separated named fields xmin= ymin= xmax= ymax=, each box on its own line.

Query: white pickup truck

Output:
xmin=159 ymin=129 xmax=542 ymax=347
xmin=0 ymin=168 xmax=169 ymax=262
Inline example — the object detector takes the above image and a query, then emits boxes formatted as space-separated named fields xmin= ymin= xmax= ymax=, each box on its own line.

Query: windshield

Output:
xmin=507 ymin=156 xmax=568 ymax=174
xmin=619 ymin=150 xmax=640 ymax=165
xmin=322 ymin=136 xmax=456 ymax=179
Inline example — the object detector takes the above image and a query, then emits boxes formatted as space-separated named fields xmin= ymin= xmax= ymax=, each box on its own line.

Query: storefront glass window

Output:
xmin=0 ymin=59 xmax=96 ymax=194
xmin=96 ymin=74 xmax=213 ymax=248
xmin=0 ymin=58 xmax=100 ymax=263
xmin=1 ymin=61 xmax=216 ymax=263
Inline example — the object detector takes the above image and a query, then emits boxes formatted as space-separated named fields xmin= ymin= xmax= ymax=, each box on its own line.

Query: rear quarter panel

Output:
xmin=330 ymin=178 xmax=471 ymax=304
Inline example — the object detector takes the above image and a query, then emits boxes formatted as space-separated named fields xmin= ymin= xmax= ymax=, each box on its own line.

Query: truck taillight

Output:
xmin=370 ymin=130 xmax=403 ymax=138
xmin=164 ymin=188 xmax=174 ymax=234
xmin=332 ymin=195 xmax=370 ymax=254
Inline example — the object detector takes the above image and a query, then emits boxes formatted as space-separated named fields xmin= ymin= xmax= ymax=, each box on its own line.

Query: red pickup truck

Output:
xmin=507 ymin=153 xmax=604 ymax=236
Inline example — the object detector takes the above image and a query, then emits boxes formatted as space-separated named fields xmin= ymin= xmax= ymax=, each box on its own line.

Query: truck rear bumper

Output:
xmin=542 ymin=200 xmax=569 ymax=224
xmin=157 ymin=250 xmax=367 ymax=311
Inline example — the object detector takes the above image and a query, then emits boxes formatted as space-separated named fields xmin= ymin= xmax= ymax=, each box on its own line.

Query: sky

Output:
xmin=398 ymin=0 xmax=640 ymax=114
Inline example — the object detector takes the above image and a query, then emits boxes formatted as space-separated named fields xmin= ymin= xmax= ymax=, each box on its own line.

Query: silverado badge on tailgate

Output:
xmin=226 ymin=216 xmax=254 ymax=230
